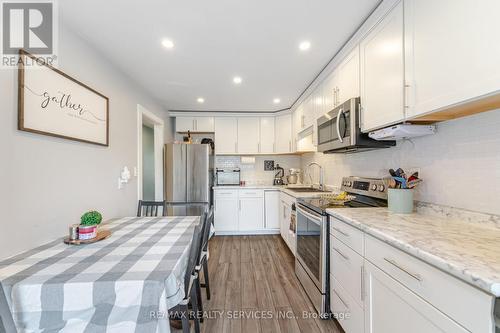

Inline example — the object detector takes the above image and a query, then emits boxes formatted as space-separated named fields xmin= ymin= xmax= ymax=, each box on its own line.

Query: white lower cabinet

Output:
xmin=214 ymin=189 xmax=280 ymax=234
xmin=364 ymin=261 xmax=468 ymax=333
xmin=264 ymin=190 xmax=280 ymax=229
xmin=279 ymin=192 xmax=296 ymax=255
xmin=330 ymin=217 xmax=494 ymax=333
xmin=214 ymin=190 xmax=239 ymax=232
xmin=331 ymin=275 xmax=365 ymax=333
xmin=238 ymin=196 xmax=264 ymax=231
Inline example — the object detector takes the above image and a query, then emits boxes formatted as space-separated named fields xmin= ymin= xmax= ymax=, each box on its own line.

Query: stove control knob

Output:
xmin=378 ymin=185 xmax=386 ymax=192
xmin=371 ymin=184 xmax=378 ymax=191
xmin=347 ymin=181 xmax=352 ymax=187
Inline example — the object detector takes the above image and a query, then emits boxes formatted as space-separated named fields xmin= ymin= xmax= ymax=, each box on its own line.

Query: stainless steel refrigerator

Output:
xmin=164 ymin=143 xmax=214 ymax=209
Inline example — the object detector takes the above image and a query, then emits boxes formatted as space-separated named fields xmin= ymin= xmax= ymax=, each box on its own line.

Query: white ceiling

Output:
xmin=60 ymin=0 xmax=380 ymax=112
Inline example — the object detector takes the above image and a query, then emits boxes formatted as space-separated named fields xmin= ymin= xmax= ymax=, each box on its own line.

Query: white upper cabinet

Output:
xmin=259 ymin=117 xmax=275 ymax=154
xmin=194 ymin=117 xmax=215 ymax=132
xmin=237 ymin=117 xmax=260 ymax=154
xmin=360 ymin=1 xmax=405 ymax=132
xmin=337 ymin=46 xmax=360 ymax=105
xmin=214 ymin=117 xmax=238 ymax=154
xmin=404 ymin=0 xmax=500 ymax=119
xmin=323 ymin=69 xmax=340 ymax=111
xmin=176 ymin=116 xmax=214 ymax=132
xmin=175 ymin=117 xmax=195 ymax=132
xmin=293 ymin=104 xmax=305 ymax=134
xmin=275 ymin=114 xmax=292 ymax=153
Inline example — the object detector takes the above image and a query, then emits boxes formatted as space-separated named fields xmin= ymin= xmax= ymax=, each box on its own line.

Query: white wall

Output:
xmin=301 ymin=109 xmax=500 ymax=215
xmin=0 ymin=26 xmax=173 ymax=259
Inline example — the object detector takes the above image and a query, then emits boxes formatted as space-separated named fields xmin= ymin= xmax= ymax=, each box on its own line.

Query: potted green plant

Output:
xmin=79 ymin=211 xmax=102 ymax=240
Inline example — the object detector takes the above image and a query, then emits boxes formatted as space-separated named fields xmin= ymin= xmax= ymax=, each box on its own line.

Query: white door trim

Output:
xmin=137 ymin=104 xmax=164 ymax=201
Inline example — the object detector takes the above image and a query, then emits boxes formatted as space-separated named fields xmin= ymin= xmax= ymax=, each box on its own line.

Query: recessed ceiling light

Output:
xmin=197 ymin=97 xmax=205 ymax=104
xmin=273 ymin=98 xmax=281 ymax=104
xmin=161 ymin=39 xmax=174 ymax=49
xmin=233 ymin=76 xmax=242 ymax=84
xmin=299 ymin=41 xmax=311 ymax=51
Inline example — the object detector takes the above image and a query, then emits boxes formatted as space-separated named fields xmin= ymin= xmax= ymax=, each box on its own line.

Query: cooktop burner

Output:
xmin=297 ymin=176 xmax=389 ymax=215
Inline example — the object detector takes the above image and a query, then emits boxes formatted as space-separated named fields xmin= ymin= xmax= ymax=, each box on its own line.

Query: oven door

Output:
xmin=296 ymin=204 xmax=328 ymax=292
xmin=317 ymin=106 xmax=352 ymax=152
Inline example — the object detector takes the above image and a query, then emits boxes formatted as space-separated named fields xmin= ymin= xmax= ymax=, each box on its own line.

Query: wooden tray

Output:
xmin=64 ymin=229 xmax=111 ymax=245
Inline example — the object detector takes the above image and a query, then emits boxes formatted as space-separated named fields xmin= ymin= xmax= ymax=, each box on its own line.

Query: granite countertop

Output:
xmin=213 ymin=185 xmax=333 ymax=198
xmin=213 ymin=185 xmax=283 ymax=189
xmin=326 ymin=207 xmax=500 ymax=297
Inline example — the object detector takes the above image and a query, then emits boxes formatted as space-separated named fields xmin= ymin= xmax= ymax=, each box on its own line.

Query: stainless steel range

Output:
xmin=295 ymin=176 xmax=389 ymax=318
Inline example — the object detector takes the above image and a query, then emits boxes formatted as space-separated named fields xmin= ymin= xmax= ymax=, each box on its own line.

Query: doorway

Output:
xmin=137 ymin=105 xmax=164 ymax=201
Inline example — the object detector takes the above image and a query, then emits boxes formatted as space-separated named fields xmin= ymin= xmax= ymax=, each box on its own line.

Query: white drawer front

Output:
xmin=214 ymin=189 xmax=239 ymax=198
xmin=331 ymin=274 xmax=364 ymax=333
xmin=330 ymin=217 xmax=364 ymax=255
xmin=365 ymin=235 xmax=493 ymax=333
xmin=330 ymin=235 xmax=364 ymax=307
xmin=239 ymin=189 xmax=264 ymax=198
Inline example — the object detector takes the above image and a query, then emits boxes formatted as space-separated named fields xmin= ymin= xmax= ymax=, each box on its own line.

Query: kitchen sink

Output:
xmin=286 ymin=187 xmax=330 ymax=193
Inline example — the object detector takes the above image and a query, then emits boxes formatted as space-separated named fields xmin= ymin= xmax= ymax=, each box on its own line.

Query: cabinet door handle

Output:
xmin=384 ymin=258 xmax=423 ymax=282
xmin=332 ymin=226 xmax=349 ymax=237
xmin=334 ymin=289 xmax=349 ymax=310
xmin=289 ymin=141 xmax=291 ymax=152
xmin=404 ymin=84 xmax=411 ymax=110
xmin=234 ymin=142 xmax=238 ymax=152
xmin=238 ymin=200 xmax=241 ymax=211
xmin=273 ymin=142 xmax=275 ymax=152
xmin=258 ymin=142 xmax=261 ymax=153
xmin=333 ymin=247 xmax=349 ymax=261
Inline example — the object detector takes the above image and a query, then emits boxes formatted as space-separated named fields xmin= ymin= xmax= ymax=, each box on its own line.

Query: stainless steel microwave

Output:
xmin=317 ymin=97 xmax=395 ymax=153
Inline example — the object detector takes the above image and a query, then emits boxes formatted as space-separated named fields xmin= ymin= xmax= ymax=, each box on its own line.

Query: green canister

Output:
xmin=388 ymin=188 xmax=414 ymax=214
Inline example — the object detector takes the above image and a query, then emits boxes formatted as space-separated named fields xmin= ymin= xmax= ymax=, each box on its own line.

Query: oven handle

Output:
xmin=336 ymin=108 xmax=344 ymax=143
xmin=297 ymin=205 xmax=323 ymax=224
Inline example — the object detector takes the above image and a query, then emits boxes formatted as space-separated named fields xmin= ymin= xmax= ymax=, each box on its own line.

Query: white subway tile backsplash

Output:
xmin=216 ymin=155 xmax=301 ymax=185
xmin=301 ymin=109 xmax=500 ymax=215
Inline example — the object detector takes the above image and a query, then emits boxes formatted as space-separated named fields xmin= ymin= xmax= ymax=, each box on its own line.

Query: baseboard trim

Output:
xmin=214 ymin=230 xmax=280 ymax=236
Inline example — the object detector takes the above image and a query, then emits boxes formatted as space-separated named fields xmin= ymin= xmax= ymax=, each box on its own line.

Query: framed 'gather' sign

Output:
xmin=18 ymin=50 xmax=109 ymax=146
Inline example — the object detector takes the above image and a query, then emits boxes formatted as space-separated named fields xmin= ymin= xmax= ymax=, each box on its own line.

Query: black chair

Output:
xmin=196 ymin=207 xmax=213 ymax=301
xmin=169 ymin=213 xmax=206 ymax=333
xmin=192 ymin=208 xmax=213 ymax=323
xmin=137 ymin=200 xmax=166 ymax=217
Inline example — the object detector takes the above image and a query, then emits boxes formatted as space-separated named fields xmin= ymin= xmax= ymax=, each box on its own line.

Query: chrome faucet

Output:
xmin=307 ymin=162 xmax=324 ymax=190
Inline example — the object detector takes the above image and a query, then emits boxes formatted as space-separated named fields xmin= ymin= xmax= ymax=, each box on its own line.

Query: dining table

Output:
xmin=0 ymin=215 xmax=201 ymax=333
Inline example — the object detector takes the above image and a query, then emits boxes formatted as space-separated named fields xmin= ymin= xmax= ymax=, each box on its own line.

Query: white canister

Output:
xmin=388 ymin=189 xmax=414 ymax=214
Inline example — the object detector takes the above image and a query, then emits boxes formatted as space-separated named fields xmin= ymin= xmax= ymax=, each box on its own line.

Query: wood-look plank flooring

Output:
xmin=199 ymin=235 xmax=344 ymax=333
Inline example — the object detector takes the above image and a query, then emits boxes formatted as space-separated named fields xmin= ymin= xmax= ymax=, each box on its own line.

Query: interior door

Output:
xmin=164 ymin=144 xmax=187 ymax=202
xmin=186 ymin=144 xmax=209 ymax=203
